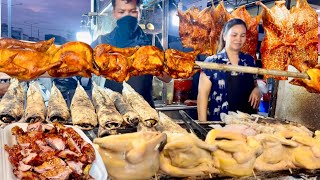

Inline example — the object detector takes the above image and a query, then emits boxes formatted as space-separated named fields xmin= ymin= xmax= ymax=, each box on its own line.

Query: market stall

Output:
xmin=0 ymin=0 xmax=319 ymax=179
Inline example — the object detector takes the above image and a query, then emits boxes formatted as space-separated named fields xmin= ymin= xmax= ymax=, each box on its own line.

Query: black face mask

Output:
xmin=116 ymin=16 xmax=139 ymax=33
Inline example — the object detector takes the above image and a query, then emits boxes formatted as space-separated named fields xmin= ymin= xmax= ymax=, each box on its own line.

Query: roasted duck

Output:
xmin=70 ymin=82 xmax=97 ymax=130
xmin=164 ymin=49 xmax=199 ymax=78
xmin=48 ymin=41 xmax=99 ymax=78
xmin=94 ymin=44 xmax=138 ymax=82
xmin=24 ymin=82 xmax=46 ymax=123
xmin=47 ymin=82 xmax=70 ymax=123
xmin=231 ymin=6 xmax=261 ymax=59
xmin=258 ymin=0 xmax=318 ymax=80
xmin=105 ymin=88 xmax=141 ymax=126
xmin=94 ymin=131 xmax=166 ymax=180
xmin=5 ymin=122 xmax=95 ymax=179
xmin=0 ymin=79 xmax=24 ymax=123
xmin=209 ymin=1 xmax=231 ymax=54
xmin=122 ymin=82 xmax=159 ymax=127
xmin=92 ymin=83 xmax=123 ymax=136
xmin=178 ymin=7 xmax=213 ymax=55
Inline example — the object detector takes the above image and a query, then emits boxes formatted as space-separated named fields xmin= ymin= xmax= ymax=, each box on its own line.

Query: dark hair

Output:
xmin=216 ymin=18 xmax=247 ymax=53
xmin=112 ymin=0 xmax=141 ymax=9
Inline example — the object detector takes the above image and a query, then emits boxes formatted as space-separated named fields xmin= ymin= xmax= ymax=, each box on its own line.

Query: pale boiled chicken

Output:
xmin=206 ymin=129 xmax=262 ymax=177
xmin=277 ymin=131 xmax=320 ymax=170
xmin=93 ymin=131 xmax=166 ymax=180
xmin=253 ymin=134 xmax=297 ymax=171
xmin=231 ymin=6 xmax=261 ymax=60
xmin=157 ymin=112 xmax=218 ymax=177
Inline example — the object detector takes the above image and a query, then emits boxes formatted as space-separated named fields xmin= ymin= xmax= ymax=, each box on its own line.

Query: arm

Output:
xmin=197 ymin=71 xmax=212 ymax=122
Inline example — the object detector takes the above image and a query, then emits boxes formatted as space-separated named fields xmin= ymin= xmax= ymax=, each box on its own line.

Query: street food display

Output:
xmin=178 ymin=1 xmax=260 ymax=59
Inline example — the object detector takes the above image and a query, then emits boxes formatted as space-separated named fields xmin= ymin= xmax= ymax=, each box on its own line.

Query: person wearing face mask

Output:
xmin=197 ymin=19 xmax=261 ymax=121
xmin=91 ymin=0 xmax=171 ymax=107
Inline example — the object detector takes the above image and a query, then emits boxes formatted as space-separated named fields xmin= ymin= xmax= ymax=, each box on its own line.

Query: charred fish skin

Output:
xmin=92 ymin=83 xmax=123 ymax=131
xmin=70 ymin=82 xmax=97 ymax=130
xmin=105 ymin=88 xmax=140 ymax=126
xmin=0 ymin=79 xmax=24 ymax=123
xmin=47 ymin=82 xmax=70 ymax=123
xmin=122 ymin=82 xmax=159 ymax=127
xmin=24 ymin=81 xmax=46 ymax=123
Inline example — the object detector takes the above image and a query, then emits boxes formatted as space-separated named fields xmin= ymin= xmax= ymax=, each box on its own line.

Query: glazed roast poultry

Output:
xmin=48 ymin=41 xmax=100 ymax=78
xmin=0 ymin=38 xmax=62 ymax=80
xmin=258 ymin=0 xmax=318 ymax=80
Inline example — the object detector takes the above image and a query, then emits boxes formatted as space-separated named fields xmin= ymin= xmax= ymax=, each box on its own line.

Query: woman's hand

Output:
xmin=248 ymin=87 xmax=261 ymax=109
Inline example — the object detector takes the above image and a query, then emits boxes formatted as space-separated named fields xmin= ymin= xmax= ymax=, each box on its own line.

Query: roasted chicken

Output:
xmin=94 ymin=44 xmax=138 ymax=82
xmin=164 ymin=49 xmax=199 ymax=78
xmin=48 ymin=41 xmax=99 ymax=78
xmin=258 ymin=0 xmax=318 ymax=80
xmin=128 ymin=46 xmax=164 ymax=77
xmin=0 ymin=38 xmax=54 ymax=52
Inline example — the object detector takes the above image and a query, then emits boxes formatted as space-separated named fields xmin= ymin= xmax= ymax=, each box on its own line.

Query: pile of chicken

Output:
xmin=94 ymin=108 xmax=320 ymax=179
xmin=5 ymin=122 xmax=96 ymax=180
xmin=0 ymin=38 xmax=199 ymax=81
xmin=178 ymin=1 xmax=260 ymax=59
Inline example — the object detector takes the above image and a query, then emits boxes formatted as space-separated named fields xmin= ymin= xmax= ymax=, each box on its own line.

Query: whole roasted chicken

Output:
xmin=0 ymin=38 xmax=62 ymax=80
xmin=48 ymin=41 xmax=99 ymax=78
xmin=94 ymin=44 xmax=138 ymax=82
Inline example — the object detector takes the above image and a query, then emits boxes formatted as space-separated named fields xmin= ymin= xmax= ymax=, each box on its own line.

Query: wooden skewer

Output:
xmin=196 ymin=61 xmax=310 ymax=80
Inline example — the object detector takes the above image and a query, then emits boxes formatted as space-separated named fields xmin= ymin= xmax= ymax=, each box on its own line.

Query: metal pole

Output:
xmin=8 ymin=0 xmax=12 ymax=37
xmin=31 ymin=24 xmax=32 ymax=37
xmin=161 ymin=0 xmax=169 ymax=50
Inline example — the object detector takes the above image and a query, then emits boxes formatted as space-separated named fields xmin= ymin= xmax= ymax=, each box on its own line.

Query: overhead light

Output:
xmin=172 ymin=13 xmax=179 ymax=26
xmin=316 ymin=9 xmax=320 ymax=12
xmin=226 ymin=7 xmax=233 ymax=12
xmin=76 ymin=31 xmax=92 ymax=44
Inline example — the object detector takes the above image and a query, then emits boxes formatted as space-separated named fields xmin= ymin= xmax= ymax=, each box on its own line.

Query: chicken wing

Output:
xmin=48 ymin=42 xmax=99 ymax=78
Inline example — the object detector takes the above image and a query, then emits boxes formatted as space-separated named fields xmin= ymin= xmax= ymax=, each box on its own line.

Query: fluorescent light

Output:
xmin=172 ymin=13 xmax=179 ymax=26
xmin=226 ymin=7 xmax=233 ymax=12
xmin=76 ymin=31 xmax=92 ymax=44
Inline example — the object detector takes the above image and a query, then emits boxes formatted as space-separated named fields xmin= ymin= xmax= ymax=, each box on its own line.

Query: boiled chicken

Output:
xmin=206 ymin=129 xmax=262 ymax=177
xmin=93 ymin=131 xmax=166 ymax=180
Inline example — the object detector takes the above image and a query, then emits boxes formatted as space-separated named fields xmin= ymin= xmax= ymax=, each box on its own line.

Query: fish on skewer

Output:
xmin=0 ymin=79 xmax=24 ymax=123
xmin=70 ymin=81 xmax=97 ymax=130
xmin=105 ymin=88 xmax=140 ymax=126
xmin=24 ymin=81 xmax=46 ymax=123
xmin=122 ymin=82 xmax=159 ymax=128
xmin=92 ymin=83 xmax=123 ymax=136
xmin=46 ymin=82 xmax=70 ymax=123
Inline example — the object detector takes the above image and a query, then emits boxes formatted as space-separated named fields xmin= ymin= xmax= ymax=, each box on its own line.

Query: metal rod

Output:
xmin=196 ymin=61 xmax=310 ymax=79
xmin=8 ymin=0 xmax=11 ymax=38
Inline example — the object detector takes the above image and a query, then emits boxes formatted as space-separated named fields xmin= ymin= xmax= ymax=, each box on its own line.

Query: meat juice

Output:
xmin=173 ymin=78 xmax=193 ymax=104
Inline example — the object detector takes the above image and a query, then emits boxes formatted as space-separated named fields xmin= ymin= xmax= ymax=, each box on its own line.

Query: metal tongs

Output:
xmin=179 ymin=110 xmax=208 ymax=140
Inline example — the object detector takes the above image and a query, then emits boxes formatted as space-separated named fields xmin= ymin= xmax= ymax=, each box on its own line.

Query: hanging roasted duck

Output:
xmin=258 ymin=0 xmax=318 ymax=80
